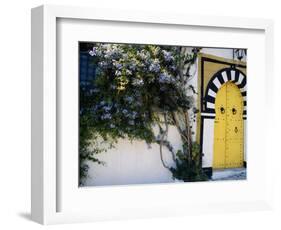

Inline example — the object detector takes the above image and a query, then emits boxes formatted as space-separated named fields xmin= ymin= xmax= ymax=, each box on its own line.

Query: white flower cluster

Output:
xmin=103 ymin=45 xmax=122 ymax=59
xmin=162 ymin=50 xmax=174 ymax=62
xmin=89 ymin=44 xmax=122 ymax=60
xmin=103 ymin=105 xmax=112 ymax=112
xmin=88 ymin=44 xmax=179 ymax=93
xmin=113 ymin=61 xmax=123 ymax=70
xmin=149 ymin=59 xmax=161 ymax=73
xmin=115 ymin=70 xmax=122 ymax=76
xmin=101 ymin=113 xmax=112 ymax=120
xmin=158 ymin=71 xmax=174 ymax=84
xmin=137 ymin=50 xmax=151 ymax=60
xmin=126 ymin=69 xmax=132 ymax=75
xmin=132 ymin=78 xmax=144 ymax=87
xmin=89 ymin=47 xmax=101 ymax=56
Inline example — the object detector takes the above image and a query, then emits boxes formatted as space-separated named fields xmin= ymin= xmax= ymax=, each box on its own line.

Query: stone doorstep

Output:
xmin=211 ymin=168 xmax=247 ymax=181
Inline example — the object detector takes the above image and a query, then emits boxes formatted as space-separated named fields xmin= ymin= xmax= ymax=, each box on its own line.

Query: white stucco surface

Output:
xmin=201 ymin=48 xmax=233 ymax=60
xmin=202 ymin=118 xmax=215 ymax=167
xmin=84 ymin=126 xmax=182 ymax=186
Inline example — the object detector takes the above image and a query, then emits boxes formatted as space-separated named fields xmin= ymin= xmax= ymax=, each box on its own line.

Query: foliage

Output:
xmin=79 ymin=43 xmax=206 ymax=184
xmin=170 ymin=143 xmax=208 ymax=182
xmin=79 ymin=113 xmax=107 ymax=184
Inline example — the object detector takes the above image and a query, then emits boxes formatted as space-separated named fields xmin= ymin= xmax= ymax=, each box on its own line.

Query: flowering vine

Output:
xmin=79 ymin=43 xmax=207 ymax=184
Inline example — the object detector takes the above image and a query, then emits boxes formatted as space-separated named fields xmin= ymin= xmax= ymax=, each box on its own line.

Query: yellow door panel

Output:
xmin=213 ymin=82 xmax=244 ymax=169
xmin=226 ymin=82 xmax=244 ymax=168
xmin=213 ymin=83 xmax=227 ymax=168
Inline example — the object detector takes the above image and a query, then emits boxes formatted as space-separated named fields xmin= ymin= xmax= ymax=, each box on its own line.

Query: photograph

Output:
xmin=78 ymin=42 xmax=247 ymax=186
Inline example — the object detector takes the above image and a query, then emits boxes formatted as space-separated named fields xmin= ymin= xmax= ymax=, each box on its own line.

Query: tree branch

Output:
xmin=171 ymin=111 xmax=189 ymax=144
xmin=159 ymin=141 xmax=170 ymax=169
xmin=156 ymin=113 xmax=178 ymax=169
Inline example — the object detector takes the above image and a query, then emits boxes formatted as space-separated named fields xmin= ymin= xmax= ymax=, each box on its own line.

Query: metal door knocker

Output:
xmin=234 ymin=127 xmax=238 ymax=133
xmin=220 ymin=107 xmax=225 ymax=114
xmin=232 ymin=108 xmax=237 ymax=115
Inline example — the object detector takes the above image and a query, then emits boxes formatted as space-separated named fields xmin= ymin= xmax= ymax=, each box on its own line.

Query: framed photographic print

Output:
xmin=31 ymin=5 xmax=274 ymax=225
xmin=78 ymin=42 xmax=247 ymax=187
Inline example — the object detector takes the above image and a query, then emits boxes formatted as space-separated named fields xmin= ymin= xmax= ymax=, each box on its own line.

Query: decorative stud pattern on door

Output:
xmin=213 ymin=82 xmax=244 ymax=169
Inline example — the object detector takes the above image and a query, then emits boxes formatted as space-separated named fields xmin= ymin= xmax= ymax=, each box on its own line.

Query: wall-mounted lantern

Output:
xmin=234 ymin=49 xmax=247 ymax=61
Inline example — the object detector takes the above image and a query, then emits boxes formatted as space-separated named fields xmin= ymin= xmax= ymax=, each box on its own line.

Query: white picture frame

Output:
xmin=31 ymin=5 xmax=274 ymax=225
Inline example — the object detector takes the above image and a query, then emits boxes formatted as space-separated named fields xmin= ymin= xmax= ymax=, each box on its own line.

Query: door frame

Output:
xmin=197 ymin=53 xmax=247 ymax=176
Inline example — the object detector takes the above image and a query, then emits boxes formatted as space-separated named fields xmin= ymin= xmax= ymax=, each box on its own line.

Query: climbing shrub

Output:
xmin=170 ymin=143 xmax=208 ymax=182
xmin=79 ymin=43 xmax=207 ymax=184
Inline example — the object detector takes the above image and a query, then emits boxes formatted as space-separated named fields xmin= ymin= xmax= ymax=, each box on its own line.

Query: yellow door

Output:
xmin=213 ymin=82 xmax=244 ymax=169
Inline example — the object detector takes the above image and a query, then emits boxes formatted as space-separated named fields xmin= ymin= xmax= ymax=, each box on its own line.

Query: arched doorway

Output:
xmin=213 ymin=82 xmax=244 ymax=169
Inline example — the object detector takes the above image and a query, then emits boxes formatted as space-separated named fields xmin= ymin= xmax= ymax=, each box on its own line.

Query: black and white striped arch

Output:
xmin=205 ymin=68 xmax=247 ymax=114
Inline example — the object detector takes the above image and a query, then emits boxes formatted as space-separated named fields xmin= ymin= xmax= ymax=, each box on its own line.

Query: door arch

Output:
xmin=213 ymin=82 xmax=244 ymax=169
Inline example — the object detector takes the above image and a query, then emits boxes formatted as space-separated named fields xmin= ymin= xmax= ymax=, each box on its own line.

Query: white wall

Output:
xmin=85 ymin=126 xmax=182 ymax=186
xmin=202 ymin=118 xmax=215 ymax=167
xmin=1 ymin=0 xmax=281 ymax=229
xmin=201 ymin=48 xmax=234 ymax=59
